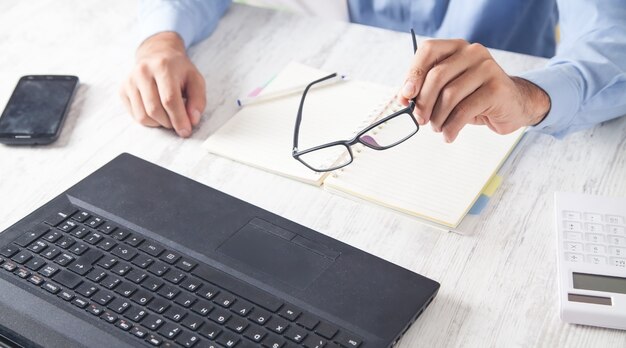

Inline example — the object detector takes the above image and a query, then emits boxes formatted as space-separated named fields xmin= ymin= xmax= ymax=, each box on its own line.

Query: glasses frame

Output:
xmin=292 ymin=73 xmax=418 ymax=172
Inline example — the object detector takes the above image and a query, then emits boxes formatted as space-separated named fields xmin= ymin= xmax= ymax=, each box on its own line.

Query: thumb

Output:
xmin=185 ymin=72 xmax=207 ymax=126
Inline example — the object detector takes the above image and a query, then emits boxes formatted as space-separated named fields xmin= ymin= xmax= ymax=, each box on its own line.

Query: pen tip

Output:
xmin=236 ymin=99 xmax=242 ymax=107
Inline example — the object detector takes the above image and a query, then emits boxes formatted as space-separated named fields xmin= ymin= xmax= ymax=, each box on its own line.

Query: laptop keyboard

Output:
xmin=0 ymin=206 xmax=363 ymax=348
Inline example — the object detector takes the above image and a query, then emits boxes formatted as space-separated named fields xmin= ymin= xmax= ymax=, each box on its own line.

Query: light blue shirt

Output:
xmin=139 ymin=0 xmax=626 ymax=137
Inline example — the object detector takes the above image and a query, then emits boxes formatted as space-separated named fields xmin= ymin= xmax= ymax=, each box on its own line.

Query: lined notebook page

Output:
xmin=203 ymin=62 xmax=394 ymax=185
xmin=324 ymin=122 xmax=525 ymax=227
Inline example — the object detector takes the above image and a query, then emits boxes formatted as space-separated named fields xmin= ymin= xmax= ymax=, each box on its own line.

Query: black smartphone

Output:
xmin=0 ymin=75 xmax=79 ymax=145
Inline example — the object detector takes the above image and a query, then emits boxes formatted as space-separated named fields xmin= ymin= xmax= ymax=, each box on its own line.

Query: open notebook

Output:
xmin=203 ymin=62 xmax=525 ymax=227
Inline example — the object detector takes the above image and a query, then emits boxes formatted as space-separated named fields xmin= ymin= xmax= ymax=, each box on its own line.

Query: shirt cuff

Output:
xmin=520 ymin=64 xmax=581 ymax=137
xmin=138 ymin=5 xmax=197 ymax=49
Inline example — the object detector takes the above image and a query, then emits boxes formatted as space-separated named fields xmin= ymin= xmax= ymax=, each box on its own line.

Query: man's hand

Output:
xmin=397 ymin=39 xmax=550 ymax=142
xmin=120 ymin=32 xmax=206 ymax=138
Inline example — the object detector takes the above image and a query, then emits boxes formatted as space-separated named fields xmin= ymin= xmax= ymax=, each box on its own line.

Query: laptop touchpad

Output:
xmin=217 ymin=220 xmax=334 ymax=290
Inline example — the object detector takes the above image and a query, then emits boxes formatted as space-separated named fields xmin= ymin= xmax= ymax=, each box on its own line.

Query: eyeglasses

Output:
xmin=292 ymin=29 xmax=420 ymax=172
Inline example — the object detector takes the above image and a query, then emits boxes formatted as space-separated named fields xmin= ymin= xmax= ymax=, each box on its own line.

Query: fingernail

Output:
xmin=402 ymin=81 xmax=416 ymax=98
xmin=179 ymin=128 xmax=191 ymax=138
xmin=191 ymin=109 xmax=201 ymax=125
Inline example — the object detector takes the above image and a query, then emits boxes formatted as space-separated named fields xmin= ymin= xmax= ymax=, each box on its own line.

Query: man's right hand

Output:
xmin=120 ymin=32 xmax=206 ymax=138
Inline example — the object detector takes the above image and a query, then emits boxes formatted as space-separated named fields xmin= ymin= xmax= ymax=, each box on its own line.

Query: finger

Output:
xmin=440 ymin=87 xmax=492 ymax=143
xmin=399 ymin=39 xmax=465 ymax=103
xmin=137 ymin=78 xmax=172 ymax=129
xmin=429 ymin=64 xmax=485 ymax=133
xmin=184 ymin=72 xmax=206 ymax=127
xmin=156 ymin=75 xmax=192 ymax=138
xmin=415 ymin=48 xmax=486 ymax=124
xmin=127 ymin=87 xmax=160 ymax=128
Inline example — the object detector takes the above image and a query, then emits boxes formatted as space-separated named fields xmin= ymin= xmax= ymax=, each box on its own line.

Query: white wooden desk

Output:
xmin=1 ymin=1 xmax=625 ymax=347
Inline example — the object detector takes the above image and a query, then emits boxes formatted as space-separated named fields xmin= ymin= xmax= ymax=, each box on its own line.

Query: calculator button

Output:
xmin=606 ymin=215 xmax=624 ymax=225
xmin=563 ymin=211 xmax=581 ymax=220
xmin=563 ymin=221 xmax=582 ymax=232
xmin=610 ymin=257 xmax=626 ymax=268
xmin=565 ymin=253 xmax=584 ymax=263
xmin=586 ymin=255 xmax=607 ymax=265
xmin=585 ymin=223 xmax=603 ymax=233
xmin=564 ymin=242 xmax=584 ymax=253
xmin=607 ymin=225 xmax=625 ymax=236
xmin=607 ymin=235 xmax=626 ymax=246
xmin=609 ymin=246 xmax=625 ymax=257
xmin=563 ymin=231 xmax=583 ymax=242
xmin=585 ymin=244 xmax=606 ymax=255
xmin=585 ymin=233 xmax=605 ymax=244
xmin=584 ymin=213 xmax=602 ymax=223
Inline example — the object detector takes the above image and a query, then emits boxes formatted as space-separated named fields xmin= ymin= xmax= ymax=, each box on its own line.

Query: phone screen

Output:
xmin=0 ymin=76 xmax=78 ymax=137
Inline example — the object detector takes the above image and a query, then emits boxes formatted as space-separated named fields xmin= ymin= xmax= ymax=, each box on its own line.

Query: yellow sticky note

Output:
xmin=482 ymin=175 xmax=503 ymax=197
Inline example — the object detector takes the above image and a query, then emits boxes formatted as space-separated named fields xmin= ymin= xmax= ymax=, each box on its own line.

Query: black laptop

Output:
xmin=0 ymin=153 xmax=439 ymax=348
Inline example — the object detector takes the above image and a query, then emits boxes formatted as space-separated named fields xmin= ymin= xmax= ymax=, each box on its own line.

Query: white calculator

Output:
xmin=555 ymin=192 xmax=626 ymax=330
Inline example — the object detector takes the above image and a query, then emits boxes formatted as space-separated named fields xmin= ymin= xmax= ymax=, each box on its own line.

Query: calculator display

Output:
xmin=573 ymin=272 xmax=626 ymax=295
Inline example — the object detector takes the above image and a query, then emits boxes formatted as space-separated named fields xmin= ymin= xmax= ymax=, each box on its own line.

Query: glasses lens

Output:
xmin=297 ymin=144 xmax=351 ymax=171
xmin=359 ymin=112 xmax=417 ymax=149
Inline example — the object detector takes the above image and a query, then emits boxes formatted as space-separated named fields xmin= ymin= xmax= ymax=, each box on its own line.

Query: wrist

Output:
xmin=136 ymin=31 xmax=186 ymax=60
xmin=512 ymin=76 xmax=551 ymax=126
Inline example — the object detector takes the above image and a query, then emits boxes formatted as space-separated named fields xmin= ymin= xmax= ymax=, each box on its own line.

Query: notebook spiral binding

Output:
xmin=330 ymin=95 xmax=403 ymax=178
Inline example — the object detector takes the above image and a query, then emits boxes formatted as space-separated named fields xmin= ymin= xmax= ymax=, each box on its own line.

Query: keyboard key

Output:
xmin=564 ymin=242 xmax=583 ymax=253
xmin=244 ymin=325 xmax=267 ymax=342
xmin=197 ymin=284 xmax=219 ymax=300
xmin=175 ymin=292 xmax=197 ymax=308
xmin=27 ymin=241 xmax=48 ymax=254
xmin=86 ymin=217 xmax=104 ymax=229
xmin=98 ymin=238 xmax=117 ymax=251
xmin=40 ymin=264 xmax=59 ymax=277
xmin=611 ymin=257 xmax=626 ymax=267
xmin=608 ymin=225 xmax=626 ymax=236
xmin=14 ymin=226 xmax=49 ymax=247
xmin=0 ymin=244 xmax=19 ymax=257
xmin=586 ymin=255 xmax=607 ymax=264
xmin=12 ymin=250 xmax=33 ymax=264
xmin=76 ymin=281 xmax=98 ymax=298
xmin=58 ymin=290 xmax=75 ymax=302
xmin=54 ymin=252 xmax=74 ymax=266
xmin=69 ymin=243 xmax=88 ymax=255
xmin=165 ymin=305 xmax=188 ymax=322
xmin=116 ymin=318 xmax=133 ymax=331
xmin=147 ymin=297 xmax=171 ymax=314
xmin=230 ymin=299 xmax=253 ymax=317
xmin=2 ymin=261 xmax=17 ymax=272
xmin=563 ymin=221 xmax=582 ymax=232
xmin=142 ymin=276 xmax=164 ymax=292
xmin=42 ymin=282 xmax=62 ymax=294
xmin=158 ymin=322 xmax=182 ymax=340
xmin=72 ymin=211 xmax=91 ymax=223
xmin=28 ymin=274 xmax=44 ymax=286
xmin=125 ymin=235 xmax=144 ymax=247
xmin=126 ymin=269 xmax=148 ymax=284
xmin=586 ymin=244 xmax=606 ymax=255
xmin=278 ymin=306 xmax=301 ymax=321
xmin=132 ymin=254 xmax=154 ymax=269
xmin=226 ymin=315 xmax=249 ymax=333
xmin=158 ymin=284 xmax=180 ymax=300
xmin=335 ymin=332 xmax=362 ymax=347
xmin=131 ymin=326 xmax=149 ymax=339
xmin=72 ymin=297 xmax=89 ymax=309
xmin=584 ymin=213 xmax=602 ymax=223
xmin=608 ymin=235 xmax=626 ymax=246
xmin=139 ymin=242 xmax=165 ymax=257
xmin=315 ymin=322 xmax=338 ymax=339
xmin=101 ymin=275 xmax=122 ymax=290
xmin=93 ymin=291 xmax=115 ymax=306
xmin=160 ymin=251 xmax=181 ymax=264
xmin=98 ymin=223 xmax=117 ymax=235
xmin=24 ymin=257 xmax=45 ymax=271
xmin=585 ymin=233 xmax=605 ymax=244
xmin=145 ymin=334 xmax=162 ymax=347
xmin=217 ymin=331 xmax=240 ymax=347
xmin=302 ymin=334 xmax=327 ymax=348
xmin=191 ymin=299 xmax=213 ymax=316
xmin=142 ymin=314 xmax=165 ymax=330
xmin=42 ymin=230 xmax=63 ymax=243
xmin=14 ymin=267 xmax=30 ymax=279
xmin=115 ymin=282 xmax=138 ymax=297
xmin=606 ymin=215 xmax=625 ymax=225
xmin=111 ymin=262 xmax=132 ymax=276
xmin=208 ymin=307 xmax=231 ymax=325
xmin=111 ymin=229 xmax=131 ymax=241
xmin=112 ymin=245 xmax=137 ymax=261
xmin=182 ymin=313 xmax=205 ymax=331
xmin=130 ymin=289 xmax=153 ymax=306
xmin=565 ymin=253 xmax=584 ymax=262
xmin=249 ymin=308 xmax=271 ymax=325
xmin=101 ymin=311 xmax=118 ymax=324
xmin=180 ymin=277 xmax=202 ymax=292
xmin=108 ymin=298 xmax=132 ymax=314
xmin=164 ymin=270 xmax=185 ymax=284
xmin=84 ymin=232 xmax=104 ymax=245
xmin=609 ymin=246 xmax=625 ymax=257
xmin=176 ymin=258 xmax=197 ymax=272
xmin=562 ymin=211 xmax=581 ymax=220
xmin=267 ymin=316 xmax=289 ymax=334
xmin=45 ymin=209 xmax=75 ymax=227
xmin=148 ymin=262 xmax=169 ymax=276
xmin=71 ymin=226 xmax=91 ymax=239
xmin=563 ymin=231 xmax=583 ymax=242
xmin=53 ymin=269 xmax=83 ymax=289
xmin=297 ymin=313 xmax=319 ymax=330
xmin=176 ymin=331 xmax=201 ymax=348
xmin=58 ymin=220 xmax=77 ymax=233
xmin=86 ymin=267 xmax=107 ymax=282
xmin=198 ymin=321 xmax=222 ymax=340
xmin=285 ymin=326 xmax=307 ymax=343
xmin=97 ymin=256 xmax=117 ymax=269
xmin=41 ymin=246 xmax=62 ymax=260
xmin=56 ymin=236 xmax=76 ymax=249
xmin=262 ymin=333 xmax=287 ymax=348
xmin=87 ymin=304 xmax=105 ymax=316
xmin=214 ymin=292 xmax=236 ymax=308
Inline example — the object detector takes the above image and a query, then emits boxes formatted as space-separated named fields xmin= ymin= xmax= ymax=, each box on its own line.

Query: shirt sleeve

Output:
xmin=138 ymin=0 xmax=232 ymax=49
xmin=520 ymin=0 xmax=626 ymax=137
